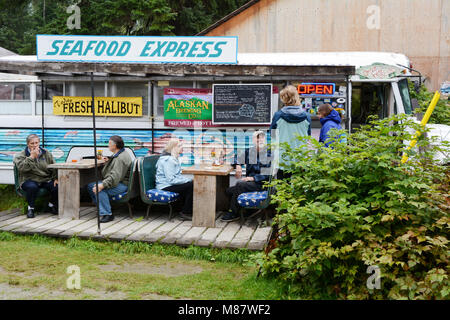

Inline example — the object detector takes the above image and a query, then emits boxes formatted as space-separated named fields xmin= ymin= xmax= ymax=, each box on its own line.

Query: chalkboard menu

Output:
xmin=212 ymin=84 xmax=272 ymax=125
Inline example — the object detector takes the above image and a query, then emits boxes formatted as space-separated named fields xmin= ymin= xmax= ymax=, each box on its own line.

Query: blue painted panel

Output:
xmin=0 ymin=128 xmax=271 ymax=165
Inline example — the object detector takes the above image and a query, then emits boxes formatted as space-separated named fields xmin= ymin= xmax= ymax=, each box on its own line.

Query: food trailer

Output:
xmin=0 ymin=37 xmax=421 ymax=183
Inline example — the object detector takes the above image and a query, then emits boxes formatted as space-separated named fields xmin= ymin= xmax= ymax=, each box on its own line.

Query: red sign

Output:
xmin=297 ymin=83 xmax=335 ymax=95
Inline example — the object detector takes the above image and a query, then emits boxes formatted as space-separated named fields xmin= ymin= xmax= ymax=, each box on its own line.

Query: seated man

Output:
xmin=87 ymin=135 xmax=132 ymax=223
xmin=13 ymin=134 xmax=58 ymax=218
xmin=222 ymin=130 xmax=272 ymax=222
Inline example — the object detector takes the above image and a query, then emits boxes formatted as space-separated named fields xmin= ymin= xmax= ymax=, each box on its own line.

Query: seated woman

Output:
xmin=155 ymin=138 xmax=193 ymax=221
xmin=222 ymin=130 xmax=272 ymax=222
xmin=87 ymin=135 xmax=132 ymax=223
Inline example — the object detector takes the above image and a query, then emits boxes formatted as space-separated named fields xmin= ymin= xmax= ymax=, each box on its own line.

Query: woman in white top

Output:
xmin=155 ymin=138 xmax=193 ymax=220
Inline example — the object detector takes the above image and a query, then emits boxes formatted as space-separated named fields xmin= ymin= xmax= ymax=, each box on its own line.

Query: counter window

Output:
xmin=36 ymin=83 xmax=64 ymax=100
xmin=114 ymin=82 xmax=149 ymax=116
xmin=74 ymin=82 xmax=106 ymax=97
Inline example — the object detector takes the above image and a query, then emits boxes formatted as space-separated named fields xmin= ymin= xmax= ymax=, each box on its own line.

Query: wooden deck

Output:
xmin=0 ymin=207 xmax=273 ymax=250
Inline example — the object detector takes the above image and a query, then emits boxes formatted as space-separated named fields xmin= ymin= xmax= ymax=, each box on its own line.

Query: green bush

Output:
xmin=0 ymin=184 xmax=27 ymax=212
xmin=255 ymin=114 xmax=449 ymax=299
xmin=409 ymin=81 xmax=450 ymax=126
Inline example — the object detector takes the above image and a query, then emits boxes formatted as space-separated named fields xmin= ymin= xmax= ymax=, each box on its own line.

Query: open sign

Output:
xmin=297 ymin=83 xmax=335 ymax=95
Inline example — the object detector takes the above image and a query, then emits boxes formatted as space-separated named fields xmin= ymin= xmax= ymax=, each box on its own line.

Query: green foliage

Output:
xmin=409 ymin=80 xmax=450 ymax=126
xmin=0 ymin=185 xmax=27 ymax=212
xmin=169 ymin=0 xmax=249 ymax=36
xmin=255 ymin=114 xmax=449 ymax=299
xmin=0 ymin=0 xmax=248 ymax=54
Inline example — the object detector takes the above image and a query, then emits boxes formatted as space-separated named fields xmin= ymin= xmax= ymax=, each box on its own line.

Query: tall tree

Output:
xmin=0 ymin=0 xmax=250 ymax=54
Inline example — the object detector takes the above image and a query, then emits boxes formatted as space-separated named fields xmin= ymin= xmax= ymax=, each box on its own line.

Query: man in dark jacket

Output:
xmin=87 ymin=135 xmax=132 ymax=223
xmin=221 ymin=131 xmax=272 ymax=222
xmin=13 ymin=134 xmax=58 ymax=218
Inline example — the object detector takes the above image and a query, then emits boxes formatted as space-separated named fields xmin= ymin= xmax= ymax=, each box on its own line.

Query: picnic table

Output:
xmin=48 ymin=159 xmax=106 ymax=219
xmin=182 ymin=163 xmax=233 ymax=228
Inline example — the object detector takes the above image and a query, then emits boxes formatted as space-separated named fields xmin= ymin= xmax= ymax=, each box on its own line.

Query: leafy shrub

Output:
xmin=256 ymin=114 xmax=449 ymax=299
xmin=0 ymin=184 xmax=27 ymax=212
xmin=409 ymin=81 xmax=450 ymax=126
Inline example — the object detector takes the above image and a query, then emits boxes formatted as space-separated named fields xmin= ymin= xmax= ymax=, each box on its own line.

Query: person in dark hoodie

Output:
xmin=270 ymin=85 xmax=311 ymax=178
xmin=317 ymin=103 xmax=345 ymax=147
xmin=221 ymin=131 xmax=272 ymax=222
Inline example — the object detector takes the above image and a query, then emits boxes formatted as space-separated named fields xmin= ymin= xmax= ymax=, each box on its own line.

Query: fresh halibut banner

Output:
xmin=37 ymin=35 xmax=238 ymax=64
xmin=53 ymin=96 xmax=143 ymax=117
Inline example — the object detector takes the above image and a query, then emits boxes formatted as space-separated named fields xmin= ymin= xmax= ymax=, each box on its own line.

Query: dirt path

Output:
xmin=0 ymin=264 xmax=188 ymax=300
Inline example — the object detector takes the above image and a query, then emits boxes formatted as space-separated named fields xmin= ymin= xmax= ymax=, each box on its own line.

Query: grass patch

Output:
xmin=0 ymin=185 xmax=26 ymax=212
xmin=0 ymin=231 xmax=296 ymax=300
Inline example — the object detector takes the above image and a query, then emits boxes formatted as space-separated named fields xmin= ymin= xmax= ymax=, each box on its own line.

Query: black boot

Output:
xmin=100 ymin=215 xmax=114 ymax=223
xmin=45 ymin=204 xmax=58 ymax=215
xmin=179 ymin=212 xmax=192 ymax=221
xmin=27 ymin=208 xmax=35 ymax=219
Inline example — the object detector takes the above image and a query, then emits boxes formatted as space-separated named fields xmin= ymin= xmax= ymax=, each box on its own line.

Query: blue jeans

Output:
xmin=87 ymin=181 xmax=128 ymax=216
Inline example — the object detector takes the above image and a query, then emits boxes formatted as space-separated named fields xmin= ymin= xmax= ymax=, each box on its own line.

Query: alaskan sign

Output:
xmin=164 ymin=88 xmax=215 ymax=127
xmin=53 ymin=96 xmax=142 ymax=117
xmin=37 ymin=35 xmax=238 ymax=64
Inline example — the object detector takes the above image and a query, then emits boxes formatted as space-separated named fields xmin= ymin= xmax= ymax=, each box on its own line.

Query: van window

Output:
xmin=0 ymin=83 xmax=30 ymax=100
xmin=398 ymin=79 xmax=412 ymax=114
xmin=351 ymin=83 xmax=389 ymax=128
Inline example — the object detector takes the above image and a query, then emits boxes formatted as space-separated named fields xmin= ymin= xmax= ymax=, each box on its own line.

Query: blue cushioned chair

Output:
xmin=108 ymin=158 xmax=139 ymax=218
xmin=138 ymin=155 xmax=180 ymax=220
xmin=236 ymin=172 xmax=275 ymax=226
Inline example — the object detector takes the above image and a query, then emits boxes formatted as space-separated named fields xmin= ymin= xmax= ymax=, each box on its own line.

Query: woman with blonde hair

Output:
xmin=155 ymin=138 xmax=193 ymax=220
xmin=270 ymin=85 xmax=311 ymax=179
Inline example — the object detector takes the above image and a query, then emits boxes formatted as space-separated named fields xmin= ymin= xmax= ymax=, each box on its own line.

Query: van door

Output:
xmin=390 ymin=78 xmax=413 ymax=116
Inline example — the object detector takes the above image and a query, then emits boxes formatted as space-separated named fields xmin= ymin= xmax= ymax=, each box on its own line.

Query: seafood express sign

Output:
xmin=36 ymin=35 xmax=238 ymax=64
xmin=37 ymin=35 xmax=238 ymax=118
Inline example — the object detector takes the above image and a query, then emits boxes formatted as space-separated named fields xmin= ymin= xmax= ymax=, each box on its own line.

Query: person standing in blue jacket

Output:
xmin=270 ymin=85 xmax=311 ymax=179
xmin=155 ymin=138 xmax=193 ymax=220
xmin=317 ymin=103 xmax=345 ymax=147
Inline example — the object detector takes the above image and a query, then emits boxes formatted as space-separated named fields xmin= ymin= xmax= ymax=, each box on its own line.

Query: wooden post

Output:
xmin=58 ymin=169 xmax=80 ymax=219
xmin=192 ymin=175 xmax=216 ymax=228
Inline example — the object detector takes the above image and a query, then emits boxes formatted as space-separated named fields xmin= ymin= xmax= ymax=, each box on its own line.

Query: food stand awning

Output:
xmin=0 ymin=53 xmax=355 ymax=81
